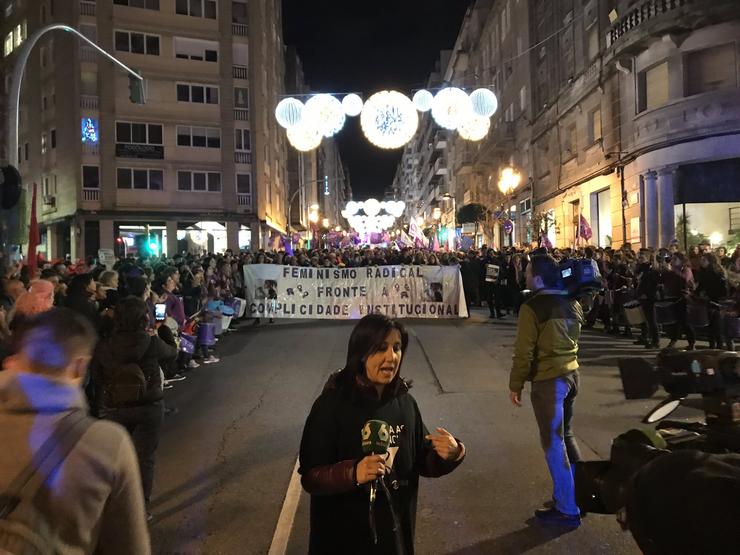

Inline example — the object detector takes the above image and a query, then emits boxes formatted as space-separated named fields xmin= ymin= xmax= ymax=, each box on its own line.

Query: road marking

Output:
xmin=268 ymin=456 xmax=302 ymax=555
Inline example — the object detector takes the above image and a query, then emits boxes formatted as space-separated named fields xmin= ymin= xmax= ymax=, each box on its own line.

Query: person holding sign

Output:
xmin=299 ymin=314 xmax=466 ymax=555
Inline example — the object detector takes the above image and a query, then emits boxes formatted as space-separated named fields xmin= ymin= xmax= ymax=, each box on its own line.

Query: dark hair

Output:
xmin=113 ymin=296 xmax=150 ymax=332
xmin=336 ymin=314 xmax=409 ymax=396
xmin=126 ymin=276 xmax=150 ymax=298
xmin=529 ymin=255 xmax=561 ymax=289
xmin=11 ymin=308 xmax=97 ymax=373
xmin=67 ymin=273 xmax=94 ymax=299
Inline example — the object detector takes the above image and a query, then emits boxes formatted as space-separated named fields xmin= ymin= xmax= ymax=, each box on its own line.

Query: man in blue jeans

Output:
xmin=509 ymin=254 xmax=583 ymax=527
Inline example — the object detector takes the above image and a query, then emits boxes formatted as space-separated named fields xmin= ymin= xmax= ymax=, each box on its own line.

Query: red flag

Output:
xmin=27 ymin=182 xmax=40 ymax=277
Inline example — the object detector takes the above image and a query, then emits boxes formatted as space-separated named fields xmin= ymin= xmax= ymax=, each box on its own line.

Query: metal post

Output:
xmin=8 ymin=24 xmax=142 ymax=167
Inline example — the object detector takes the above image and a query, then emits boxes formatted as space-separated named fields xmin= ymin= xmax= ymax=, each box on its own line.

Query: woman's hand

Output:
xmin=355 ymin=455 xmax=386 ymax=485
xmin=425 ymin=427 xmax=462 ymax=461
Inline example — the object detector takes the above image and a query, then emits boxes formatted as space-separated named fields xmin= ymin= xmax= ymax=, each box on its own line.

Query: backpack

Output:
xmin=0 ymin=411 xmax=94 ymax=555
xmin=102 ymin=337 xmax=151 ymax=407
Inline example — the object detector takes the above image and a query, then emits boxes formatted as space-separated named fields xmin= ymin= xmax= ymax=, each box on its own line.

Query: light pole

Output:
xmin=442 ymin=192 xmax=457 ymax=250
xmin=497 ymin=167 xmax=522 ymax=248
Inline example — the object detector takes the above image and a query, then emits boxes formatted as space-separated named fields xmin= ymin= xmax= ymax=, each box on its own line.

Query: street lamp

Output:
xmin=322 ymin=217 xmax=330 ymax=229
xmin=497 ymin=167 xmax=522 ymax=196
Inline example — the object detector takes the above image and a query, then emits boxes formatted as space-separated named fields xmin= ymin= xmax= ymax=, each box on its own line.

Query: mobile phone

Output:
xmin=561 ymin=267 xmax=573 ymax=278
xmin=155 ymin=303 xmax=166 ymax=321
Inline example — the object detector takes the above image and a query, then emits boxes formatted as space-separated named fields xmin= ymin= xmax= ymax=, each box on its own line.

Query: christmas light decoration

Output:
xmin=458 ymin=114 xmax=491 ymax=141
xmin=342 ymin=93 xmax=364 ymax=117
xmin=344 ymin=199 xmax=403 ymax=235
xmin=287 ymin=120 xmax=322 ymax=152
xmin=412 ymin=89 xmax=434 ymax=112
xmin=469 ymin=88 xmax=499 ymax=118
xmin=81 ymin=117 xmax=99 ymax=143
xmin=360 ymin=91 xmax=419 ymax=150
xmin=431 ymin=87 xmax=473 ymax=130
xmin=304 ymin=94 xmax=346 ymax=138
xmin=275 ymin=98 xmax=304 ymax=129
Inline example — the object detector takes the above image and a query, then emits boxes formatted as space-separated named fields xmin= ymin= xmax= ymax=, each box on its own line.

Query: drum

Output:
xmin=686 ymin=299 xmax=709 ymax=328
xmin=623 ymin=301 xmax=645 ymax=326
xmin=198 ymin=322 xmax=216 ymax=346
xmin=654 ymin=301 xmax=678 ymax=325
xmin=212 ymin=315 xmax=224 ymax=336
xmin=614 ymin=288 xmax=636 ymax=308
xmin=179 ymin=333 xmax=196 ymax=355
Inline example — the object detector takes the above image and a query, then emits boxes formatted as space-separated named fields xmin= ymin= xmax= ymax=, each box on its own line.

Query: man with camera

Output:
xmin=508 ymin=254 xmax=584 ymax=527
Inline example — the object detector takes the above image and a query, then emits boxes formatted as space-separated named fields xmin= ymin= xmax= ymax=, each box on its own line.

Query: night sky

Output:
xmin=282 ymin=0 xmax=473 ymax=200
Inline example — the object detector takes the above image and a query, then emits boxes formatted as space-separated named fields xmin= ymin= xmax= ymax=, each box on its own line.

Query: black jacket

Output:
xmin=695 ymin=268 xmax=728 ymax=302
xmin=92 ymin=329 xmax=177 ymax=409
xmin=299 ymin=373 xmax=463 ymax=555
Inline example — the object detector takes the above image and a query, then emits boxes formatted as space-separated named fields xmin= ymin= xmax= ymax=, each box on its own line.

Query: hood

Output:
xmin=0 ymin=371 xmax=87 ymax=413
xmin=96 ymin=330 xmax=152 ymax=368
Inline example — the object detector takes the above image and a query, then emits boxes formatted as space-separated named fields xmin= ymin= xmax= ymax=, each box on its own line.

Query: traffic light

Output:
xmin=129 ymin=71 xmax=146 ymax=104
xmin=147 ymin=234 xmax=159 ymax=256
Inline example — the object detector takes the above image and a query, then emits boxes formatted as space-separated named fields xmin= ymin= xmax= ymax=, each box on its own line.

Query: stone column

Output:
xmin=643 ymin=170 xmax=659 ymax=249
xmin=657 ymin=167 xmax=677 ymax=249
xmin=226 ymin=221 xmax=239 ymax=252
xmin=70 ymin=220 xmax=80 ymax=261
xmin=47 ymin=224 xmax=58 ymax=260
xmin=249 ymin=221 xmax=261 ymax=251
xmin=99 ymin=219 xmax=115 ymax=251
xmin=166 ymin=221 xmax=178 ymax=257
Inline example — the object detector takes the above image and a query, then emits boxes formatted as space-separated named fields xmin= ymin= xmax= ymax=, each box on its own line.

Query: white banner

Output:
xmin=243 ymin=264 xmax=468 ymax=320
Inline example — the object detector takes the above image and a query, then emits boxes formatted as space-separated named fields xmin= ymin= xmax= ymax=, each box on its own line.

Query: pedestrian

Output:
xmin=508 ymin=254 xmax=583 ymax=527
xmin=299 ymin=314 xmax=465 ymax=555
xmin=64 ymin=273 xmax=102 ymax=330
xmin=0 ymin=308 xmax=151 ymax=554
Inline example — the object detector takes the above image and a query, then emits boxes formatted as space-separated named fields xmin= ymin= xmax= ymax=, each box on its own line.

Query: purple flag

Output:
xmin=579 ymin=215 xmax=593 ymax=241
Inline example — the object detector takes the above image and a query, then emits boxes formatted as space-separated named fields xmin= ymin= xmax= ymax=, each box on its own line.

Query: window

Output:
xmin=41 ymin=133 xmax=48 ymax=154
xmin=51 ymin=129 xmax=56 ymax=149
xmin=24 ymin=142 xmax=28 ymax=161
xmin=4 ymin=33 xmax=12 ymax=57
xmin=177 ymin=126 xmax=221 ymax=148
xmin=114 ymin=30 xmax=160 ymax=55
xmin=174 ymin=37 xmax=218 ymax=62
xmin=236 ymin=173 xmax=251 ymax=193
xmin=588 ymin=108 xmax=602 ymax=144
xmin=42 ymin=96 xmax=48 ymax=111
xmin=685 ymin=44 xmax=737 ymax=96
xmin=235 ymin=128 xmax=250 ymax=151
xmin=234 ymin=87 xmax=249 ymax=109
xmin=519 ymin=198 xmax=532 ymax=214
xmin=232 ymin=0 xmax=246 ymax=24
xmin=116 ymin=122 xmax=163 ymax=144
xmin=565 ymin=124 xmax=577 ymax=157
xmin=638 ymin=61 xmax=669 ymax=113
xmin=43 ymin=175 xmax=57 ymax=197
xmin=176 ymin=0 xmax=217 ymax=19
xmin=40 ymin=46 xmax=48 ymax=67
xmin=114 ymin=0 xmax=160 ymax=9
xmin=176 ymin=83 xmax=219 ymax=104
xmin=519 ymin=85 xmax=527 ymax=112
xmin=117 ymin=168 xmax=164 ymax=190
xmin=505 ymin=103 xmax=514 ymax=122
xmin=587 ymin=25 xmax=599 ymax=61
xmin=82 ymin=165 xmax=100 ymax=189
xmin=81 ymin=70 xmax=98 ymax=96
xmin=177 ymin=170 xmax=222 ymax=192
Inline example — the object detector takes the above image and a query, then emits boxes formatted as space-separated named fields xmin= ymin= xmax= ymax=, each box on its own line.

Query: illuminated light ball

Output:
xmin=412 ymin=89 xmax=434 ymax=112
xmin=287 ymin=120 xmax=322 ymax=152
xmin=363 ymin=198 xmax=382 ymax=217
xmin=304 ymin=94 xmax=346 ymax=138
xmin=360 ymin=90 xmax=419 ymax=150
xmin=431 ymin=87 xmax=473 ymax=130
xmin=469 ymin=88 xmax=499 ymax=118
xmin=275 ymin=98 xmax=304 ymax=129
xmin=342 ymin=94 xmax=364 ymax=117
xmin=387 ymin=200 xmax=406 ymax=218
xmin=458 ymin=114 xmax=491 ymax=141
xmin=345 ymin=201 xmax=360 ymax=216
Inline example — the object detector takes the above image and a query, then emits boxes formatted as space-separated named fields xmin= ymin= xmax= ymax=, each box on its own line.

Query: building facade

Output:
xmin=2 ymin=0 xmax=289 ymax=260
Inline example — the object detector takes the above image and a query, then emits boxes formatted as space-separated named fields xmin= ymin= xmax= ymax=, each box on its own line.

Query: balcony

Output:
xmin=80 ymin=95 xmax=99 ymax=110
xmin=237 ymin=194 xmax=252 ymax=209
xmin=82 ymin=188 xmax=100 ymax=202
xmin=234 ymin=151 xmax=251 ymax=164
xmin=80 ymin=1 xmax=95 ymax=16
xmin=233 ymin=65 xmax=248 ymax=80
xmin=82 ymin=142 xmax=100 ymax=156
xmin=433 ymin=157 xmax=448 ymax=176
xmin=234 ymin=108 xmax=249 ymax=121
xmin=433 ymin=132 xmax=447 ymax=150
xmin=232 ymin=23 xmax=248 ymax=37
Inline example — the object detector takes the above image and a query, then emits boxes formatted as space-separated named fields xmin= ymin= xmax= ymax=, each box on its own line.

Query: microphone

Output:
xmin=361 ymin=419 xmax=391 ymax=544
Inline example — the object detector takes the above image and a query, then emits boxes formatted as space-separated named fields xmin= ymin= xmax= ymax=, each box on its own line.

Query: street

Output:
xmin=150 ymin=312 xmax=653 ymax=554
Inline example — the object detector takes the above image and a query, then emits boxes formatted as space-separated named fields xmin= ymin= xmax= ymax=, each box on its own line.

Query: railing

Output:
xmin=607 ymin=0 xmax=695 ymax=48
xmin=234 ymin=151 xmax=251 ymax=164
xmin=433 ymin=157 xmax=448 ymax=175
xmin=82 ymin=142 xmax=99 ymax=156
xmin=237 ymin=193 xmax=252 ymax=208
xmin=80 ymin=1 xmax=95 ymax=16
xmin=234 ymin=108 xmax=249 ymax=121
xmin=80 ymin=95 xmax=99 ymax=109
xmin=80 ymin=45 xmax=97 ymax=63
xmin=233 ymin=65 xmax=248 ymax=79
xmin=82 ymin=188 xmax=99 ymax=202
xmin=232 ymin=23 xmax=248 ymax=37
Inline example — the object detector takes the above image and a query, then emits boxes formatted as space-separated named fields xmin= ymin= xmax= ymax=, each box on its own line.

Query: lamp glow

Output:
xmin=342 ymin=94 xmax=364 ymax=117
xmin=363 ymin=198 xmax=381 ymax=217
xmin=360 ymin=91 xmax=419 ymax=150
xmin=412 ymin=89 xmax=434 ymax=112
xmin=469 ymin=88 xmax=499 ymax=118
xmin=275 ymin=98 xmax=304 ymax=129
xmin=498 ymin=167 xmax=522 ymax=195
xmin=287 ymin=120 xmax=322 ymax=151
xmin=305 ymin=94 xmax=346 ymax=138
xmin=431 ymin=87 xmax=473 ymax=130
xmin=458 ymin=114 xmax=491 ymax=141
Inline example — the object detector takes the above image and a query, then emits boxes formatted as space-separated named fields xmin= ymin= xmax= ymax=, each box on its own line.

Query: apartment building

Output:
xmin=2 ymin=0 xmax=288 ymax=259
xmin=317 ymin=138 xmax=351 ymax=231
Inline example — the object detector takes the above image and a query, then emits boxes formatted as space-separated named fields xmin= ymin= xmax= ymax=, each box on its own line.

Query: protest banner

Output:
xmin=243 ymin=264 xmax=468 ymax=320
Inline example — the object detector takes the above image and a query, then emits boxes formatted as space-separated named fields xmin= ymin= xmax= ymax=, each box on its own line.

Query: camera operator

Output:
xmin=508 ymin=254 xmax=584 ymax=527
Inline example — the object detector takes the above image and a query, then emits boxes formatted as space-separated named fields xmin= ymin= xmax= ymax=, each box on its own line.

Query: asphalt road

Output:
xmin=149 ymin=311 xmax=657 ymax=554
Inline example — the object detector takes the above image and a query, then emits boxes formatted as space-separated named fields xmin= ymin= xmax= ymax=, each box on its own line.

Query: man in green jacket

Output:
xmin=509 ymin=254 xmax=583 ymax=527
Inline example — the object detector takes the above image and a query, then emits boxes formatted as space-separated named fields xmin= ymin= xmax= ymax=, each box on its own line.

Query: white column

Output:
xmin=99 ymin=219 xmax=114 ymax=251
xmin=47 ymin=224 xmax=58 ymax=260
xmin=226 ymin=221 xmax=239 ymax=252
xmin=249 ymin=221 xmax=261 ymax=251
xmin=166 ymin=221 xmax=178 ymax=257
xmin=657 ymin=167 xmax=676 ymax=249
xmin=643 ymin=170 xmax=659 ymax=249
xmin=70 ymin=220 xmax=80 ymax=261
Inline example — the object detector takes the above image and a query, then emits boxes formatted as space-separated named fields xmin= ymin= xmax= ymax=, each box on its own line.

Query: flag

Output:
xmin=408 ymin=219 xmax=425 ymax=246
xmin=27 ymin=182 xmax=40 ymax=277
xmin=432 ymin=233 xmax=441 ymax=252
xmin=579 ymin=215 xmax=593 ymax=241
xmin=284 ymin=235 xmax=294 ymax=256
xmin=540 ymin=233 xmax=553 ymax=250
